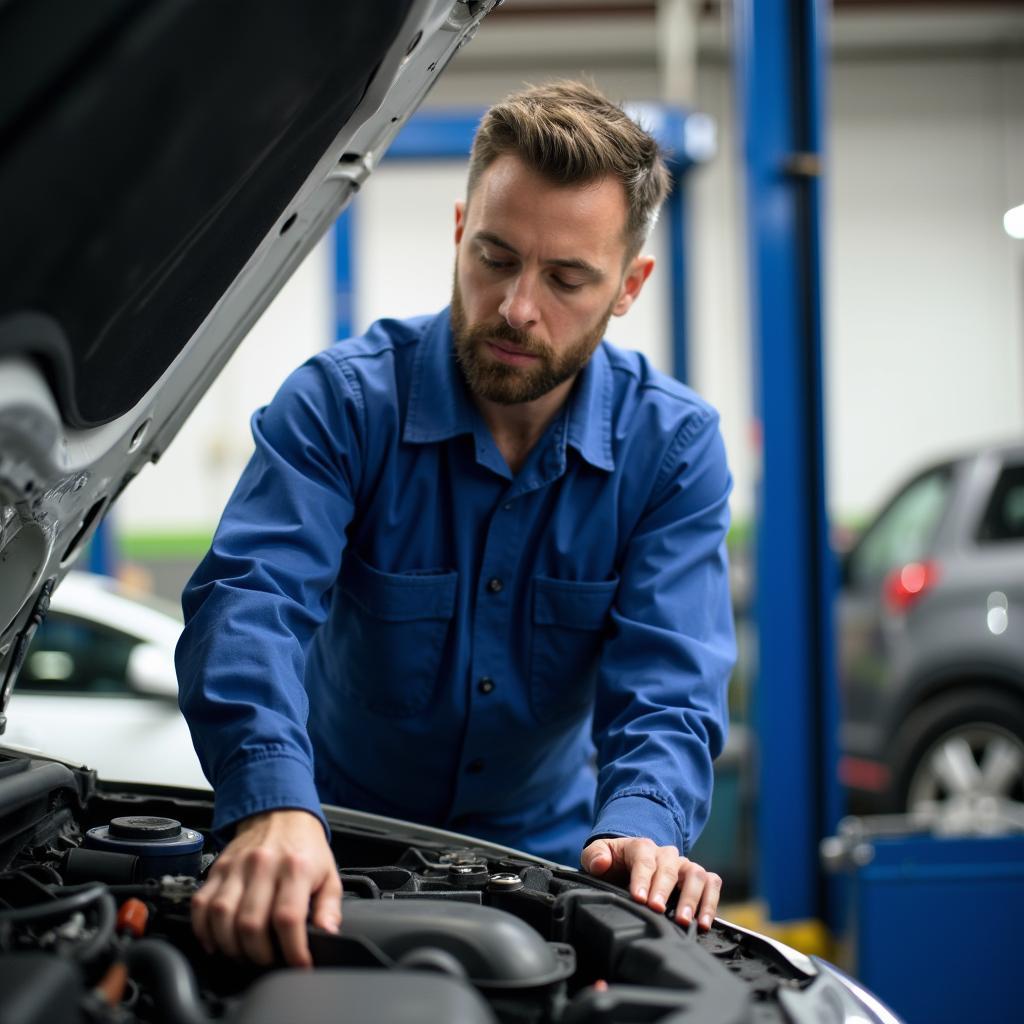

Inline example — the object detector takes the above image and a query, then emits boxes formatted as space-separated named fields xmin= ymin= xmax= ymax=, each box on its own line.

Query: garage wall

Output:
xmin=116 ymin=236 xmax=333 ymax=535
xmin=115 ymin=19 xmax=1024 ymax=553
xmin=826 ymin=54 xmax=1024 ymax=518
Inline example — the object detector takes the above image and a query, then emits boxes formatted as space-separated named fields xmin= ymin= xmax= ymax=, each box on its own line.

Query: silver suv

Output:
xmin=839 ymin=443 xmax=1024 ymax=821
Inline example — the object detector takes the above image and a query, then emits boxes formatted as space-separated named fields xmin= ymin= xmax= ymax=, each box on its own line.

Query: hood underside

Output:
xmin=0 ymin=0 xmax=498 ymax=716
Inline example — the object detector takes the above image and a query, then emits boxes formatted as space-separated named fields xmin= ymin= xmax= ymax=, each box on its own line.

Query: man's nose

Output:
xmin=499 ymin=274 xmax=540 ymax=331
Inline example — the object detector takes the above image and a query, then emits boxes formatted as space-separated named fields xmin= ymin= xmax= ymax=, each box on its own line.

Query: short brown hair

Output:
xmin=466 ymin=80 xmax=671 ymax=258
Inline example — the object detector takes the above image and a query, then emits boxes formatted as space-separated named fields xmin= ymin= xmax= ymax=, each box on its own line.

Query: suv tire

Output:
xmin=892 ymin=687 xmax=1024 ymax=814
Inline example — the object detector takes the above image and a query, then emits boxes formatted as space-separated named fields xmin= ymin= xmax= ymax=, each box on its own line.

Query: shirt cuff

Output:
xmin=211 ymin=753 xmax=328 ymax=847
xmin=586 ymin=792 xmax=687 ymax=856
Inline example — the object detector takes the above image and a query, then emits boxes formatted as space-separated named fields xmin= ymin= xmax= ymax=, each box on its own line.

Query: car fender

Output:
xmin=883 ymin=654 xmax=1024 ymax=748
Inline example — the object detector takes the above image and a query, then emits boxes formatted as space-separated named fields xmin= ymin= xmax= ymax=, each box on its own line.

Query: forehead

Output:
xmin=466 ymin=154 xmax=629 ymax=265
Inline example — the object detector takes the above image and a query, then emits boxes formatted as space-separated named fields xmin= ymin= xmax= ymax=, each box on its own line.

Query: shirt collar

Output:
xmin=566 ymin=341 xmax=615 ymax=472
xmin=404 ymin=307 xmax=615 ymax=473
xmin=403 ymin=309 xmax=478 ymax=445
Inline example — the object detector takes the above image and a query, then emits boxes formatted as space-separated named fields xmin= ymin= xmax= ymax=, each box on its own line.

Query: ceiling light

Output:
xmin=1004 ymin=203 xmax=1024 ymax=239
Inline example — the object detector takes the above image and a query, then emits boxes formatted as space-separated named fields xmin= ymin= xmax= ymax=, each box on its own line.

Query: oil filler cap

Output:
xmin=85 ymin=816 xmax=204 ymax=879
xmin=108 ymin=816 xmax=182 ymax=840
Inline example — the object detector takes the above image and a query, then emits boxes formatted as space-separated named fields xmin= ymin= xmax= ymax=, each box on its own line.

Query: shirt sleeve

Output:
xmin=587 ymin=406 xmax=736 ymax=855
xmin=174 ymin=354 xmax=364 ymax=842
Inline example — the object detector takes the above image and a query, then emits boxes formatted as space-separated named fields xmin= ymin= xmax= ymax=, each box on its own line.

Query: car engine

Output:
xmin=0 ymin=752 xmax=884 ymax=1024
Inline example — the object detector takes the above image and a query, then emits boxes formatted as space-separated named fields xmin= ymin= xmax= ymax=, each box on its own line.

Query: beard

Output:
xmin=450 ymin=274 xmax=614 ymax=406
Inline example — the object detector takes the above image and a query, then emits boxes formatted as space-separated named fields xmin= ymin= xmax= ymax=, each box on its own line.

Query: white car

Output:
xmin=3 ymin=571 xmax=207 ymax=788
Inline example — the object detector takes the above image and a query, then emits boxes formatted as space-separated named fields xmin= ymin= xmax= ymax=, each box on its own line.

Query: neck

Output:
xmin=474 ymin=375 xmax=575 ymax=475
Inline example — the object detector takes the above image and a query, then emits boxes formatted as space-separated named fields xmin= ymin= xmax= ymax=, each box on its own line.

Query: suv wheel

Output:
xmin=895 ymin=689 xmax=1024 ymax=816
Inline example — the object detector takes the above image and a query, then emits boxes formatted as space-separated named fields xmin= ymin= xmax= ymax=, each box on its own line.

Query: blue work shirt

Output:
xmin=175 ymin=309 xmax=736 ymax=866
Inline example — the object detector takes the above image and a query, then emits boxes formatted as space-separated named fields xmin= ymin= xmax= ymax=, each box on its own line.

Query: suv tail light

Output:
xmin=883 ymin=560 xmax=940 ymax=612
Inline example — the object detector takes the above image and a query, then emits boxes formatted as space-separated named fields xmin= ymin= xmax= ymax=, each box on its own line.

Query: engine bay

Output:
xmin=0 ymin=753 xmax=860 ymax=1024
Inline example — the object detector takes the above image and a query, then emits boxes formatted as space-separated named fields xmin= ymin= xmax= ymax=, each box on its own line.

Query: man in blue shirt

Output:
xmin=177 ymin=80 xmax=736 ymax=968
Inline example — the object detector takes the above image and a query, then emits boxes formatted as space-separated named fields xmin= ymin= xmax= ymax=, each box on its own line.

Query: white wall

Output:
xmin=688 ymin=61 xmax=754 ymax=522
xmin=678 ymin=51 xmax=1024 ymax=525
xmin=117 ymin=235 xmax=333 ymax=533
xmin=826 ymin=55 xmax=1024 ymax=517
xmin=116 ymin=15 xmax=1024 ymax=544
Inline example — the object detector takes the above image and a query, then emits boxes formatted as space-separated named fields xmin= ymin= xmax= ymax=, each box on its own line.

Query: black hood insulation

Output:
xmin=0 ymin=0 xmax=413 ymax=428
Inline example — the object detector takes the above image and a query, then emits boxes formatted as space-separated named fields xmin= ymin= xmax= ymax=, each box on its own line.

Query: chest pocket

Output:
xmin=337 ymin=551 xmax=457 ymax=718
xmin=530 ymin=575 xmax=618 ymax=724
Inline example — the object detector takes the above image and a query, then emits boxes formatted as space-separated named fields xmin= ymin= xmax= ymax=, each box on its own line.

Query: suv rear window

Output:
xmin=848 ymin=465 xmax=952 ymax=587
xmin=977 ymin=464 xmax=1024 ymax=542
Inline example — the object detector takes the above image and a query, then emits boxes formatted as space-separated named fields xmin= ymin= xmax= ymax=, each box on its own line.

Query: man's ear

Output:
xmin=612 ymin=255 xmax=655 ymax=317
xmin=454 ymin=199 xmax=466 ymax=246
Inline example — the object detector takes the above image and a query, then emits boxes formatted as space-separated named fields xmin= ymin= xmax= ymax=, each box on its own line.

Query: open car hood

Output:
xmin=0 ymin=0 xmax=500 ymax=719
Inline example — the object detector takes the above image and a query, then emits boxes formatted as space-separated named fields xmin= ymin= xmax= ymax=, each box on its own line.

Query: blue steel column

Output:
xmin=734 ymin=0 xmax=842 ymax=921
xmin=87 ymin=518 xmax=116 ymax=576
xmin=334 ymin=204 xmax=356 ymax=342
xmin=666 ymin=181 xmax=689 ymax=384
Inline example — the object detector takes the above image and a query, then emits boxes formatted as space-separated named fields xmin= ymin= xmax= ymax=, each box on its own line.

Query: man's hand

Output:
xmin=191 ymin=809 xmax=341 ymax=968
xmin=581 ymin=837 xmax=722 ymax=931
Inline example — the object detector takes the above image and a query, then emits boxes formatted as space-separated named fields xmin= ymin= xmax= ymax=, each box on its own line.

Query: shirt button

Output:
xmin=466 ymin=759 xmax=485 ymax=774
xmin=503 ymin=503 xmax=512 ymax=511
xmin=486 ymin=577 xmax=503 ymax=594
xmin=477 ymin=677 xmax=495 ymax=695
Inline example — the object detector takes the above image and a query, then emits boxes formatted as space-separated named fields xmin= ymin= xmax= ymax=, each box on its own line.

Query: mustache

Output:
xmin=465 ymin=321 xmax=551 ymax=358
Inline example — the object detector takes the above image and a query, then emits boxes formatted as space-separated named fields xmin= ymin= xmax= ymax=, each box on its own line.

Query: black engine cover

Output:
xmin=233 ymin=969 xmax=498 ymax=1024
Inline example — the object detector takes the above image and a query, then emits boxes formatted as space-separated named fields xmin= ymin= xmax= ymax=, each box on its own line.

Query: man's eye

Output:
xmin=552 ymin=276 xmax=584 ymax=292
xmin=478 ymin=252 xmax=512 ymax=271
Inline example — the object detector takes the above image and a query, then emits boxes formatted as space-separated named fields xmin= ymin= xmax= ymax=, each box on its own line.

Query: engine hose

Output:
xmin=0 ymin=882 xmax=108 ymax=925
xmin=73 ymin=889 xmax=117 ymax=964
xmin=0 ymin=883 xmax=117 ymax=963
xmin=125 ymin=938 xmax=213 ymax=1024
xmin=48 ymin=882 xmax=161 ymax=900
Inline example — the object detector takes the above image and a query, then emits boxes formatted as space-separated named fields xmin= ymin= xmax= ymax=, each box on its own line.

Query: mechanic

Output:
xmin=175 ymin=80 xmax=736 ymax=968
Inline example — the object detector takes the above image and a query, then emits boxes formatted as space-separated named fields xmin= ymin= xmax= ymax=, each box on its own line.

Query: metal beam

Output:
xmin=734 ymin=0 xmax=842 ymax=922
xmin=386 ymin=105 xmax=706 ymax=169
xmin=656 ymin=0 xmax=702 ymax=106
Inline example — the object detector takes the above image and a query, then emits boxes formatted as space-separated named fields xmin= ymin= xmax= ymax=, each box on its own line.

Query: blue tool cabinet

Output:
xmin=826 ymin=822 xmax=1022 ymax=1023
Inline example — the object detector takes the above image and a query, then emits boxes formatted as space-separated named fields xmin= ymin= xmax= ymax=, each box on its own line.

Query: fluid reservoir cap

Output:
xmin=85 ymin=819 xmax=203 ymax=860
xmin=108 ymin=816 xmax=182 ymax=841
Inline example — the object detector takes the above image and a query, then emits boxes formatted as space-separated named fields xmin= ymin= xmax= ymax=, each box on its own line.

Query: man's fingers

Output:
xmin=581 ymin=839 xmax=614 ymax=876
xmin=272 ymin=853 xmax=315 ymax=968
xmin=206 ymin=870 xmax=246 ymax=959
xmin=696 ymin=871 xmax=723 ymax=931
xmin=583 ymin=838 xmax=723 ymax=932
xmin=675 ymin=860 xmax=707 ymax=928
xmin=191 ymin=871 xmax=221 ymax=955
xmin=646 ymin=847 xmax=681 ymax=912
xmin=310 ymin=867 xmax=344 ymax=934
xmin=233 ymin=848 xmax=278 ymax=965
xmin=191 ymin=811 xmax=339 ymax=967
xmin=625 ymin=840 xmax=659 ymax=903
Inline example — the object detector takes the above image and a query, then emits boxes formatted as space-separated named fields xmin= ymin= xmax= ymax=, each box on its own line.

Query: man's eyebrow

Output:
xmin=473 ymin=231 xmax=605 ymax=279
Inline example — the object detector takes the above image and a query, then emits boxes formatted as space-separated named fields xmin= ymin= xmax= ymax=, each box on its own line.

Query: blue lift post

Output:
xmin=664 ymin=183 xmax=689 ymax=385
xmin=334 ymin=105 xmax=708 ymax=385
xmin=87 ymin=517 xmax=116 ymax=577
xmin=734 ymin=0 xmax=843 ymax=924
xmin=334 ymin=204 xmax=356 ymax=342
